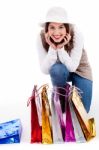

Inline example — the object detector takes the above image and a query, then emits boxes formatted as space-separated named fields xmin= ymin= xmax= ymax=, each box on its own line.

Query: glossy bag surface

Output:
xmin=71 ymin=86 xmax=96 ymax=141
xmin=41 ymin=86 xmax=53 ymax=144
xmin=53 ymin=87 xmax=65 ymax=140
xmin=27 ymin=85 xmax=42 ymax=143
xmin=51 ymin=92 xmax=64 ymax=143
xmin=0 ymin=119 xmax=22 ymax=144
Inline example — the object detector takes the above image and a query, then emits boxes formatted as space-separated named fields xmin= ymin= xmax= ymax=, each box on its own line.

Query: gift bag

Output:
xmin=51 ymin=92 xmax=64 ymax=143
xmin=52 ymin=87 xmax=65 ymax=141
xmin=41 ymin=86 xmax=53 ymax=144
xmin=71 ymin=86 xmax=96 ymax=141
xmin=57 ymin=83 xmax=76 ymax=142
xmin=0 ymin=119 xmax=22 ymax=144
xmin=69 ymin=99 xmax=86 ymax=142
xmin=27 ymin=85 xmax=42 ymax=143
xmin=65 ymin=98 xmax=76 ymax=142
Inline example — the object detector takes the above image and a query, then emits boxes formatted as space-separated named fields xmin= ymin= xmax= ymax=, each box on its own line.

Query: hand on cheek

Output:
xmin=57 ymin=33 xmax=71 ymax=49
xmin=44 ymin=33 xmax=57 ymax=50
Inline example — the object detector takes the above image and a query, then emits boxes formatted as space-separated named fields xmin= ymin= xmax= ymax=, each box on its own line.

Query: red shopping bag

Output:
xmin=27 ymin=85 xmax=42 ymax=143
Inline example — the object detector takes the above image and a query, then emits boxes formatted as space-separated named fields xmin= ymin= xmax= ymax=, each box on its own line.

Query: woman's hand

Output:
xmin=44 ymin=33 xmax=57 ymax=50
xmin=57 ymin=33 xmax=71 ymax=49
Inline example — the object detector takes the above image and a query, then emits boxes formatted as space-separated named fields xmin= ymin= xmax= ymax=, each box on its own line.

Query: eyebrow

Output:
xmin=49 ymin=24 xmax=64 ymax=27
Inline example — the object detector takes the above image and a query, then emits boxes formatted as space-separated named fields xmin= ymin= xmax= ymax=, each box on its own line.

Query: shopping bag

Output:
xmin=35 ymin=86 xmax=42 ymax=127
xmin=69 ymin=99 xmax=86 ymax=142
xmin=65 ymin=99 xmax=76 ymax=142
xmin=71 ymin=86 xmax=96 ymax=141
xmin=52 ymin=87 xmax=65 ymax=141
xmin=41 ymin=86 xmax=53 ymax=144
xmin=57 ymin=83 xmax=76 ymax=142
xmin=27 ymin=85 xmax=42 ymax=143
xmin=0 ymin=119 xmax=22 ymax=144
xmin=51 ymin=92 xmax=64 ymax=143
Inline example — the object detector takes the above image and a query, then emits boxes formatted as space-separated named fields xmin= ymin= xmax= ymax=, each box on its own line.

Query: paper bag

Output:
xmin=41 ymin=86 xmax=53 ymax=144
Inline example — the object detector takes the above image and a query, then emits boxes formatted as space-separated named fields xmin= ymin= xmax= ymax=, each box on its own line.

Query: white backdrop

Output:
xmin=0 ymin=0 xmax=99 ymax=149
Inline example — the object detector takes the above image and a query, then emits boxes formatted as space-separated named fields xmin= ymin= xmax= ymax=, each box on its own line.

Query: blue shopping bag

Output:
xmin=0 ymin=119 xmax=22 ymax=144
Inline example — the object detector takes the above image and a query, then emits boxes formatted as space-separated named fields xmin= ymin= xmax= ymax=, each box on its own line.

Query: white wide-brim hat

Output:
xmin=39 ymin=7 xmax=73 ymax=27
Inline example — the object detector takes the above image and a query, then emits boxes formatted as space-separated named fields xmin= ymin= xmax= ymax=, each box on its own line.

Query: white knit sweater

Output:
xmin=37 ymin=25 xmax=84 ymax=74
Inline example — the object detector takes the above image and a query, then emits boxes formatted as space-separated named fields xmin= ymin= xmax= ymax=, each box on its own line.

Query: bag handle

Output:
xmin=52 ymin=85 xmax=83 ymax=99
xmin=52 ymin=83 xmax=71 ymax=97
xmin=27 ymin=84 xmax=49 ymax=106
xmin=71 ymin=86 xmax=83 ymax=99
xmin=27 ymin=84 xmax=83 ymax=106
xmin=27 ymin=85 xmax=37 ymax=106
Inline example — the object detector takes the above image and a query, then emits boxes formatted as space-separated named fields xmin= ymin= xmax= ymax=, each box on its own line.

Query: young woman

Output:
xmin=37 ymin=7 xmax=93 ymax=113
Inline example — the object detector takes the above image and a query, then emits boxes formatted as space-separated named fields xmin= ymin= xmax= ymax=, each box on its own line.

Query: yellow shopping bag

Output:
xmin=70 ymin=86 xmax=96 ymax=141
xmin=41 ymin=86 xmax=53 ymax=144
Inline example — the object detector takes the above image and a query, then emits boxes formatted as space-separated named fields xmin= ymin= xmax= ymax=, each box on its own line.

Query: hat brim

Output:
xmin=39 ymin=21 xmax=73 ymax=27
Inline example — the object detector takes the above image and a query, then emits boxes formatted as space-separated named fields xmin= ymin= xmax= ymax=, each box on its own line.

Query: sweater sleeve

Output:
xmin=37 ymin=34 xmax=57 ymax=74
xmin=57 ymin=25 xmax=84 ymax=72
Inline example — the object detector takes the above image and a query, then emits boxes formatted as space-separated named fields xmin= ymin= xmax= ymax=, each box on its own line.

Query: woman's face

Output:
xmin=48 ymin=22 xmax=67 ymax=43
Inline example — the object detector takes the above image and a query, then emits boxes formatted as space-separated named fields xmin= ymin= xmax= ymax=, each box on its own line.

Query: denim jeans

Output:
xmin=49 ymin=62 xmax=93 ymax=113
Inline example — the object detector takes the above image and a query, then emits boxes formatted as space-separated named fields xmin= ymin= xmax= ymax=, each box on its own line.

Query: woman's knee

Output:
xmin=49 ymin=63 xmax=69 ymax=79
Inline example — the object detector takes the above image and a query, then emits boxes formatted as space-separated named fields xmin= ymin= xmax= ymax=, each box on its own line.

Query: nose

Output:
xmin=53 ymin=29 xmax=60 ymax=35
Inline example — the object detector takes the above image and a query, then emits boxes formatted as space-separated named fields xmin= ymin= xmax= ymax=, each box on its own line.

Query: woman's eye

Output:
xmin=59 ymin=26 xmax=64 ymax=29
xmin=50 ymin=26 xmax=55 ymax=30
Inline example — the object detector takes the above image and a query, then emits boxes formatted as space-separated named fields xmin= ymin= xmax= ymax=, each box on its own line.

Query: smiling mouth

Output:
xmin=53 ymin=35 xmax=61 ymax=39
xmin=50 ymin=37 xmax=64 ymax=45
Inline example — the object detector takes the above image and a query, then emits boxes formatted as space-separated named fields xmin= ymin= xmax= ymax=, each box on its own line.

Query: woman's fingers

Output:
xmin=66 ymin=33 xmax=71 ymax=42
xmin=45 ymin=33 xmax=49 ymax=43
xmin=57 ymin=34 xmax=71 ymax=49
xmin=44 ymin=33 xmax=57 ymax=50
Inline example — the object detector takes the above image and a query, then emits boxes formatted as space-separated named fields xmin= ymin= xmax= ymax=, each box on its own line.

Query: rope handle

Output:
xmin=27 ymin=83 xmax=49 ymax=106
xmin=27 ymin=84 xmax=83 ymax=106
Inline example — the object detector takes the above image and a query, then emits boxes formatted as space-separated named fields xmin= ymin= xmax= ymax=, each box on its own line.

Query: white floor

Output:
xmin=0 ymin=83 xmax=98 ymax=150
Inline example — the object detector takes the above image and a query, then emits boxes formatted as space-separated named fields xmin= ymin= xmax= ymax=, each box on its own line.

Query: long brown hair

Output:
xmin=40 ymin=22 xmax=74 ymax=54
